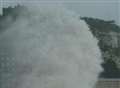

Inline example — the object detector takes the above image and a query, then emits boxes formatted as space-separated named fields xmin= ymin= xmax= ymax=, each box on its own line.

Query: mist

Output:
xmin=0 ymin=2 xmax=103 ymax=88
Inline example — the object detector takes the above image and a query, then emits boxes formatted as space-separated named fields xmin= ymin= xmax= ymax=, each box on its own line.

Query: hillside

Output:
xmin=81 ymin=17 xmax=120 ymax=78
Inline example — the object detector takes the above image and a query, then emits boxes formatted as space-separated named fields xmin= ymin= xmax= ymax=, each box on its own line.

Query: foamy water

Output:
xmin=0 ymin=2 xmax=103 ymax=88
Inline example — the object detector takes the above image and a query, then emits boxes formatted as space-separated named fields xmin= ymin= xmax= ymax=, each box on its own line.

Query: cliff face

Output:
xmin=81 ymin=17 xmax=120 ymax=78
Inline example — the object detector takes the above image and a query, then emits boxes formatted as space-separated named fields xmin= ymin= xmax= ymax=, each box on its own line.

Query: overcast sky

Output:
xmin=0 ymin=0 xmax=120 ymax=25
xmin=65 ymin=1 xmax=120 ymax=25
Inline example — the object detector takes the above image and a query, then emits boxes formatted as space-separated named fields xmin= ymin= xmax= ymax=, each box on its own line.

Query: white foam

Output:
xmin=0 ymin=3 xmax=103 ymax=88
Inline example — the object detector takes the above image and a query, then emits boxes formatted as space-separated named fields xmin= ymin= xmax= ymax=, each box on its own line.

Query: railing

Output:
xmin=96 ymin=78 xmax=120 ymax=88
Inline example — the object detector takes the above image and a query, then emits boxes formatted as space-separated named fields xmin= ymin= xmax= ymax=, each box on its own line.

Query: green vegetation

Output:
xmin=81 ymin=17 xmax=120 ymax=78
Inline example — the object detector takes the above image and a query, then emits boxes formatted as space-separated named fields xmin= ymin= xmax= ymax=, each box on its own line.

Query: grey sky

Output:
xmin=0 ymin=0 xmax=120 ymax=25
xmin=64 ymin=1 xmax=120 ymax=25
